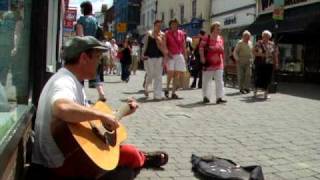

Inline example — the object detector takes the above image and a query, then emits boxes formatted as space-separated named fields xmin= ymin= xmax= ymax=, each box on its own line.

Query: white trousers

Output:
xmin=145 ymin=57 xmax=163 ymax=99
xmin=202 ymin=70 xmax=225 ymax=100
xmin=115 ymin=61 xmax=121 ymax=75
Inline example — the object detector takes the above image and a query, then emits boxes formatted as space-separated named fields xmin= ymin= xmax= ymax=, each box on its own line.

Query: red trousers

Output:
xmin=118 ymin=144 xmax=146 ymax=168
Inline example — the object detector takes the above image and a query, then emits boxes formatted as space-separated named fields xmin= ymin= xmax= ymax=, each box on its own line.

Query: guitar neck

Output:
xmin=114 ymin=103 xmax=131 ymax=121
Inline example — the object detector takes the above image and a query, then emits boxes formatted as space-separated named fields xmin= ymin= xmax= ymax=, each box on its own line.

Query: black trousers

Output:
xmin=254 ymin=63 xmax=273 ymax=90
xmin=121 ymin=63 xmax=131 ymax=81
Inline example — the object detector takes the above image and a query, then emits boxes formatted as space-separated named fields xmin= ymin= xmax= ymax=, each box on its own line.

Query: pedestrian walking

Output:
xmin=75 ymin=1 xmax=106 ymax=101
xmin=252 ymin=30 xmax=279 ymax=99
xmin=233 ymin=30 xmax=253 ymax=94
xmin=110 ymin=39 xmax=121 ymax=76
xmin=199 ymin=21 xmax=227 ymax=104
xmin=190 ymin=30 xmax=206 ymax=89
xmin=164 ymin=19 xmax=187 ymax=99
xmin=131 ymin=41 xmax=140 ymax=75
xmin=142 ymin=19 xmax=166 ymax=100
xmin=120 ymin=39 xmax=132 ymax=82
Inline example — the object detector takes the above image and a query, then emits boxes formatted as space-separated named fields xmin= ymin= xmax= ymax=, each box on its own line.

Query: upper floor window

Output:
xmin=161 ymin=12 xmax=165 ymax=22
xmin=180 ymin=5 xmax=184 ymax=23
xmin=147 ymin=11 xmax=150 ymax=27
xmin=142 ymin=13 xmax=145 ymax=26
xmin=192 ymin=0 xmax=197 ymax=18
xmin=170 ymin=9 xmax=174 ymax=19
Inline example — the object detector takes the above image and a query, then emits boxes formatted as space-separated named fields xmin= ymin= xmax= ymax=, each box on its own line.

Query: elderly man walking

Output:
xmin=233 ymin=30 xmax=253 ymax=94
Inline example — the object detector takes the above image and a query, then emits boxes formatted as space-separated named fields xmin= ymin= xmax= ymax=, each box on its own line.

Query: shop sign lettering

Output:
xmin=224 ymin=16 xmax=237 ymax=26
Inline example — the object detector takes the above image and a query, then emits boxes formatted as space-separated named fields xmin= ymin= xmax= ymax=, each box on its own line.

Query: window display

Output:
xmin=0 ymin=0 xmax=31 ymax=105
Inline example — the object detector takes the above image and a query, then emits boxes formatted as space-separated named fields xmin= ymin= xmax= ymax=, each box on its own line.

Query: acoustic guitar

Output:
xmin=52 ymin=101 xmax=131 ymax=178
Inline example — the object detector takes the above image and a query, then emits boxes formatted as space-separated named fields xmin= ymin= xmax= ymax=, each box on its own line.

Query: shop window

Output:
xmin=0 ymin=0 xmax=32 ymax=108
xmin=0 ymin=0 xmax=34 ymax=160
xmin=278 ymin=44 xmax=304 ymax=73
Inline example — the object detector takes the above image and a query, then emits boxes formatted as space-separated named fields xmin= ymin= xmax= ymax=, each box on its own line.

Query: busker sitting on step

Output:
xmin=30 ymin=36 xmax=169 ymax=179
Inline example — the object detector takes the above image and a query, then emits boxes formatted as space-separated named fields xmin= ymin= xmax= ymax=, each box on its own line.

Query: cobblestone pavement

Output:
xmin=85 ymin=71 xmax=320 ymax=180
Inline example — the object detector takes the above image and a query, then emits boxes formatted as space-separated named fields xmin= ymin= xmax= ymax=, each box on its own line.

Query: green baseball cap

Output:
xmin=62 ymin=36 xmax=108 ymax=60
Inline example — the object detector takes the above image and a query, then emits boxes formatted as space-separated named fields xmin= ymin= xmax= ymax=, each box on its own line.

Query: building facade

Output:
xmin=211 ymin=0 xmax=256 ymax=63
xmin=114 ymin=0 xmax=141 ymax=42
xmin=137 ymin=0 xmax=157 ymax=36
xmin=104 ymin=5 xmax=115 ymax=39
xmin=248 ymin=0 xmax=320 ymax=82
xmin=155 ymin=0 xmax=211 ymax=37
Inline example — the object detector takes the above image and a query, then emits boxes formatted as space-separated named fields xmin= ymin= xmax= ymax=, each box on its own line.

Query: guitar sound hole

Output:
xmin=105 ymin=130 xmax=117 ymax=147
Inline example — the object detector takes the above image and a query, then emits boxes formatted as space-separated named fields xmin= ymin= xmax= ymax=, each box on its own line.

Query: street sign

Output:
xmin=273 ymin=0 xmax=285 ymax=20
xmin=64 ymin=8 xmax=77 ymax=30
xmin=117 ymin=23 xmax=127 ymax=33
xmin=65 ymin=9 xmax=77 ymax=21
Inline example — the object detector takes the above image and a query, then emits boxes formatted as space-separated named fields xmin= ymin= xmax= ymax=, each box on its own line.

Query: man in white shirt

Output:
xmin=31 ymin=36 xmax=168 ymax=179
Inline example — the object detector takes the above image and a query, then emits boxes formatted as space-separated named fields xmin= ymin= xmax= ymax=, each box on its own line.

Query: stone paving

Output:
xmin=85 ymin=71 xmax=320 ymax=180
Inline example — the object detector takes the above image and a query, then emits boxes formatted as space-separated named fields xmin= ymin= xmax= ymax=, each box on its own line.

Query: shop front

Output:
xmin=247 ymin=2 xmax=320 ymax=82
xmin=0 ymin=0 xmax=64 ymax=179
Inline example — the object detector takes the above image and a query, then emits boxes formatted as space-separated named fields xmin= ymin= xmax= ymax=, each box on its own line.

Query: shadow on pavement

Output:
xmin=132 ymin=97 xmax=184 ymax=103
xmin=103 ymin=81 xmax=123 ymax=84
xmin=123 ymin=90 xmax=145 ymax=95
xmin=240 ymin=96 xmax=268 ymax=103
xmin=225 ymin=92 xmax=242 ymax=96
xmin=177 ymin=101 xmax=217 ymax=108
xmin=277 ymin=82 xmax=320 ymax=100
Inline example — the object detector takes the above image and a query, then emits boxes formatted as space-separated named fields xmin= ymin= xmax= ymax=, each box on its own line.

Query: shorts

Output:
xmin=167 ymin=54 xmax=186 ymax=72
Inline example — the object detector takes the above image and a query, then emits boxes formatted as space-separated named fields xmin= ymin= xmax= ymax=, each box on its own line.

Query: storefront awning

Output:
xmin=247 ymin=3 xmax=320 ymax=35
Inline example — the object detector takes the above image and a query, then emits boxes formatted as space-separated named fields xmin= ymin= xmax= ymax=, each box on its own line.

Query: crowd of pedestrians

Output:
xmin=73 ymin=5 xmax=279 ymax=104
xmin=137 ymin=19 xmax=279 ymax=103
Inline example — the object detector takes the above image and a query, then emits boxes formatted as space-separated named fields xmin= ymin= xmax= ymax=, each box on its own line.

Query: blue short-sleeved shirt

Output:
xmin=77 ymin=15 xmax=98 ymax=36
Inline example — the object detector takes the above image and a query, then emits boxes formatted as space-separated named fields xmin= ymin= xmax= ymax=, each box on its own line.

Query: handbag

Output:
xmin=203 ymin=35 xmax=211 ymax=70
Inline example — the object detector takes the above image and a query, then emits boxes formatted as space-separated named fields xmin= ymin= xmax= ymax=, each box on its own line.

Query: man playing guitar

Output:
xmin=31 ymin=36 xmax=168 ymax=179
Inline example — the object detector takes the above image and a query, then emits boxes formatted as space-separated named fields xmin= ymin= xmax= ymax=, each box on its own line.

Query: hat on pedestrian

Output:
xmin=62 ymin=36 xmax=109 ymax=61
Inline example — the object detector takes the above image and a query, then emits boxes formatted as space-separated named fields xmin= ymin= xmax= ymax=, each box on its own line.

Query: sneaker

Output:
xmin=244 ymin=89 xmax=251 ymax=94
xmin=216 ymin=98 xmax=227 ymax=104
xmin=98 ymin=96 xmax=107 ymax=102
xmin=143 ymin=151 xmax=169 ymax=168
xmin=164 ymin=90 xmax=169 ymax=98
xmin=264 ymin=92 xmax=271 ymax=99
xmin=144 ymin=90 xmax=149 ymax=98
xmin=203 ymin=97 xmax=210 ymax=103
xmin=240 ymin=89 xmax=246 ymax=94
xmin=253 ymin=90 xmax=257 ymax=97
xmin=190 ymin=82 xmax=196 ymax=88
xmin=171 ymin=93 xmax=179 ymax=99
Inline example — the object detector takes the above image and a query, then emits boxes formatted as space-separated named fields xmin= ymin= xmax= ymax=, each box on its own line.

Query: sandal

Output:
xmin=98 ymin=96 xmax=107 ymax=102
xmin=144 ymin=90 xmax=149 ymax=97
xmin=171 ymin=93 xmax=179 ymax=99
xmin=164 ymin=90 xmax=169 ymax=98
xmin=143 ymin=151 xmax=169 ymax=168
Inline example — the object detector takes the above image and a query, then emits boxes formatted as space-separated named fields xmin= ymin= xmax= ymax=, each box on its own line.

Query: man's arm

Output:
xmin=141 ymin=33 xmax=149 ymax=57
xmin=233 ymin=43 xmax=240 ymax=61
xmin=52 ymin=99 xmax=119 ymax=130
